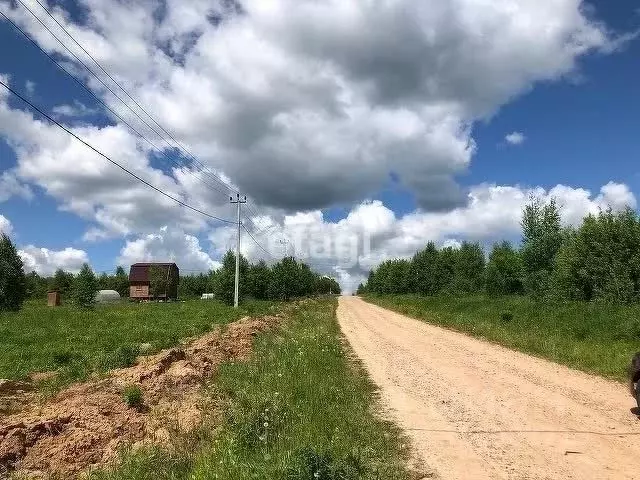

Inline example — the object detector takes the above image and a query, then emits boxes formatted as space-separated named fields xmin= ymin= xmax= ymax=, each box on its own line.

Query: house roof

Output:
xmin=129 ymin=263 xmax=179 ymax=282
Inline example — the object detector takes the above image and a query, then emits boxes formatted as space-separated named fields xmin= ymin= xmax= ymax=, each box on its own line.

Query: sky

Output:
xmin=0 ymin=0 xmax=638 ymax=292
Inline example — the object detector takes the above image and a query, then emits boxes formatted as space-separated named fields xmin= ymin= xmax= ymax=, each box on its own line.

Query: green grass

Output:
xmin=0 ymin=299 xmax=273 ymax=385
xmin=89 ymin=298 xmax=412 ymax=480
xmin=364 ymin=294 xmax=640 ymax=382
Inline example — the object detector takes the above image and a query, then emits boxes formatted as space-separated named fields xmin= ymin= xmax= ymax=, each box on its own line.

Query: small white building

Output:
xmin=201 ymin=293 xmax=216 ymax=300
xmin=96 ymin=290 xmax=121 ymax=303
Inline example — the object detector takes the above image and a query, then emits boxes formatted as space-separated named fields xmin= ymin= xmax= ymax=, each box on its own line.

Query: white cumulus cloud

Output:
xmin=0 ymin=0 xmax=613 ymax=221
xmin=0 ymin=214 xmax=13 ymax=236
xmin=18 ymin=245 xmax=89 ymax=275
xmin=217 ymin=181 xmax=638 ymax=293
xmin=0 ymin=169 xmax=33 ymax=202
xmin=505 ymin=132 xmax=526 ymax=145
xmin=117 ymin=226 xmax=221 ymax=273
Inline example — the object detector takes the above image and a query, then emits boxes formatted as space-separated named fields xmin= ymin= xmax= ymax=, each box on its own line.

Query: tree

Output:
xmin=148 ymin=265 xmax=169 ymax=299
xmin=50 ymin=268 xmax=74 ymax=296
xmin=317 ymin=275 xmax=341 ymax=295
xmin=434 ymin=247 xmax=457 ymax=293
xmin=97 ymin=272 xmax=113 ymax=291
xmin=298 ymin=263 xmax=318 ymax=297
xmin=0 ymin=234 xmax=27 ymax=311
xmin=73 ymin=263 xmax=98 ymax=308
xmin=485 ymin=241 xmax=523 ymax=295
xmin=25 ymin=271 xmax=48 ymax=300
xmin=214 ymin=251 xmax=249 ymax=305
xmin=269 ymin=257 xmax=301 ymax=301
xmin=410 ymin=242 xmax=440 ymax=295
xmin=367 ymin=259 xmax=411 ymax=294
xmin=114 ymin=266 xmax=129 ymax=298
xmin=520 ymin=198 xmax=563 ymax=296
xmin=246 ymin=260 xmax=272 ymax=300
xmin=552 ymin=208 xmax=640 ymax=302
xmin=450 ymin=242 xmax=485 ymax=294
xmin=356 ymin=283 xmax=366 ymax=295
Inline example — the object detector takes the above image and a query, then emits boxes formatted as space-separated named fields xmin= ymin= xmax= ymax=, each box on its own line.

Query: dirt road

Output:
xmin=337 ymin=296 xmax=640 ymax=480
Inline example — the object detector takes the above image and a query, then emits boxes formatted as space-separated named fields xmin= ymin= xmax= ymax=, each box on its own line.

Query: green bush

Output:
xmin=122 ymin=385 xmax=144 ymax=409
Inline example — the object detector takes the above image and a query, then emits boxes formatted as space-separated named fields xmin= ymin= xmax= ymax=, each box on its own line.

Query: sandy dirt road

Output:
xmin=337 ymin=296 xmax=640 ymax=480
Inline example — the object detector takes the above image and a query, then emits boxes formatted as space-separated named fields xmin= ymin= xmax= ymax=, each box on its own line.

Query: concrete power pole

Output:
xmin=230 ymin=193 xmax=247 ymax=308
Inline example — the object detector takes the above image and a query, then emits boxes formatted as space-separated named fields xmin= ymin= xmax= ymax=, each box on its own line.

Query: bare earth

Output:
xmin=337 ymin=296 xmax=640 ymax=480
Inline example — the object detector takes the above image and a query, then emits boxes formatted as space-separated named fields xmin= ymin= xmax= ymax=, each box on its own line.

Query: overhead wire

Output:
xmin=13 ymin=0 xmax=234 ymax=198
xmin=241 ymin=223 xmax=275 ymax=259
xmin=26 ymin=0 xmax=238 ymax=197
xmin=0 ymin=79 xmax=236 ymax=225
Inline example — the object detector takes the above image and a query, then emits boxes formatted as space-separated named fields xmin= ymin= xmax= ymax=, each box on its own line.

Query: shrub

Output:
xmin=102 ymin=344 xmax=140 ymax=370
xmin=122 ymin=385 xmax=143 ymax=409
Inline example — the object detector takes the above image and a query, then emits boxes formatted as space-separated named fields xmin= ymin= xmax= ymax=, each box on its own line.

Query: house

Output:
xmin=129 ymin=263 xmax=179 ymax=301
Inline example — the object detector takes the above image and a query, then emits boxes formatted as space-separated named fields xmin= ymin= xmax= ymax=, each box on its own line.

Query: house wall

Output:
xmin=130 ymin=283 xmax=150 ymax=299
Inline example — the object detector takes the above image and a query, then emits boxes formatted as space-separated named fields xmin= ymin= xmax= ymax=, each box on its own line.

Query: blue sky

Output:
xmin=0 ymin=0 xmax=638 ymax=289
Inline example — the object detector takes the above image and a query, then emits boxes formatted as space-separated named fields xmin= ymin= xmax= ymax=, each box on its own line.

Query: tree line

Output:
xmin=360 ymin=200 xmax=640 ymax=303
xmin=0 ymin=236 xmax=340 ymax=312
xmin=179 ymin=251 xmax=341 ymax=303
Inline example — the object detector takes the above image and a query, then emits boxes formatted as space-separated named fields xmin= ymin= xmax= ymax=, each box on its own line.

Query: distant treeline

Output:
xmin=23 ymin=266 xmax=130 ymax=301
xmin=360 ymin=200 xmax=640 ymax=303
xmin=1 ymin=242 xmax=340 ymax=311
xmin=180 ymin=251 xmax=341 ymax=303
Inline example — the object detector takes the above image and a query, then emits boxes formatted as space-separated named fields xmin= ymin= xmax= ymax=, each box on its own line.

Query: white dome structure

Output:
xmin=96 ymin=290 xmax=121 ymax=303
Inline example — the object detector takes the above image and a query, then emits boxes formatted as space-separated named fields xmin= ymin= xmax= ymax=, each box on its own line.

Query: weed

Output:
xmin=103 ymin=345 xmax=140 ymax=370
xmin=284 ymin=448 xmax=365 ymax=480
xmin=122 ymin=385 xmax=144 ymax=409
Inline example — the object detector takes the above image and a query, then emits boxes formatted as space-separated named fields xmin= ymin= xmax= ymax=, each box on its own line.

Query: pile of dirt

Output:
xmin=0 ymin=315 xmax=281 ymax=478
xmin=0 ymin=380 xmax=35 ymax=417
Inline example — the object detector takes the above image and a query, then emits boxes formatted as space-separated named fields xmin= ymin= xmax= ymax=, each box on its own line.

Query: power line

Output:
xmin=0 ymin=10 xmax=161 ymax=152
xmin=242 ymin=223 xmax=275 ymax=259
xmin=23 ymin=0 xmax=238 ymax=198
xmin=4 ymin=6 xmax=230 ymax=203
xmin=1 ymin=9 xmax=232 ymax=199
xmin=6 ymin=6 xmax=240 ymax=204
xmin=0 ymin=79 xmax=236 ymax=225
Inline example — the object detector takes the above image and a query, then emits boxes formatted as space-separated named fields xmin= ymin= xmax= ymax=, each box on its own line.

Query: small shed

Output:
xmin=47 ymin=291 xmax=61 ymax=307
xmin=129 ymin=263 xmax=179 ymax=301
xmin=201 ymin=293 xmax=215 ymax=300
xmin=96 ymin=290 xmax=121 ymax=303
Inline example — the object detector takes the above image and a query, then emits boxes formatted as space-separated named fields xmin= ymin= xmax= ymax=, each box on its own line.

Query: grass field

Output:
xmin=90 ymin=298 xmax=412 ymax=480
xmin=364 ymin=294 xmax=640 ymax=382
xmin=0 ymin=299 xmax=272 ymax=385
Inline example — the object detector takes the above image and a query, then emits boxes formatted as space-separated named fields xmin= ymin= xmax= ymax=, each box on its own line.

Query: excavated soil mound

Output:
xmin=0 ymin=315 xmax=281 ymax=478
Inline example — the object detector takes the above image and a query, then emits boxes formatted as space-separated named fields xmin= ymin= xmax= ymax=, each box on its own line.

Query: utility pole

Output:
xmin=230 ymin=193 xmax=247 ymax=308
xmin=278 ymin=238 xmax=289 ymax=258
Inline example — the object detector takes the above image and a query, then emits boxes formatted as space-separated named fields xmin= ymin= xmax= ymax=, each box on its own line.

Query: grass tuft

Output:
xmin=122 ymin=385 xmax=144 ymax=409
